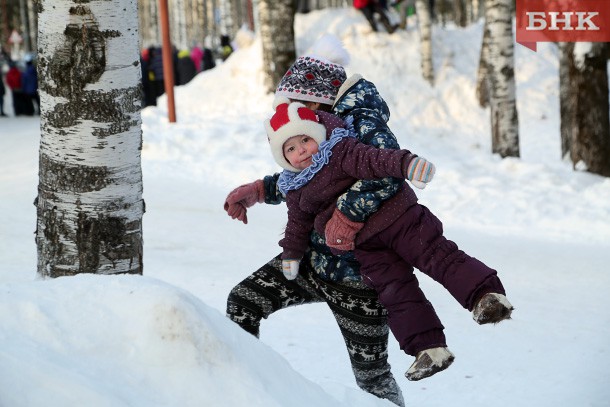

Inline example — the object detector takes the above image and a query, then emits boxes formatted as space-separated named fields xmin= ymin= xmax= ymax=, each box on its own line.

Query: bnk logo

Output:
xmin=516 ymin=0 xmax=610 ymax=51
xmin=526 ymin=11 xmax=600 ymax=30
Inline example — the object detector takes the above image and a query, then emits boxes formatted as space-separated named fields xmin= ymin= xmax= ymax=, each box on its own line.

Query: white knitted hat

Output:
xmin=265 ymin=98 xmax=326 ymax=172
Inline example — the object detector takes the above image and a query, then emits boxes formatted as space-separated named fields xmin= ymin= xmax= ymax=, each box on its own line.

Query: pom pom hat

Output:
xmin=265 ymin=97 xmax=326 ymax=172
xmin=275 ymin=34 xmax=350 ymax=105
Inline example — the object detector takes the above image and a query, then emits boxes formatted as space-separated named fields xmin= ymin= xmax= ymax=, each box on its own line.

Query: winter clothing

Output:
xmin=224 ymin=179 xmax=265 ymax=224
xmin=264 ymin=75 xmax=405 ymax=281
xmin=219 ymin=35 xmax=233 ymax=61
xmin=21 ymin=62 xmax=37 ymax=95
xmin=20 ymin=62 xmax=38 ymax=115
xmin=324 ymin=208 xmax=365 ymax=252
xmin=140 ymin=56 xmax=156 ymax=107
xmin=281 ymin=259 xmax=299 ymax=280
xmin=190 ymin=46 xmax=203 ymax=72
xmin=147 ymin=47 xmax=165 ymax=98
xmin=176 ymin=50 xmax=197 ymax=85
xmin=201 ymin=47 xmax=216 ymax=71
xmin=472 ymin=292 xmax=514 ymax=324
xmin=331 ymin=75 xmax=404 ymax=223
xmin=225 ymin=76 xmax=409 ymax=405
xmin=275 ymin=35 xmax=349 ymax=105
xmin=226 ymin=43 xmax=430 ymax=402
xmin=5 ymin=65 xmax=21 ymax=90
xmin=0 ymin=73 xmax=6 ymax=116
xmin=272 ymin=102 xmax=506 ymax=356
xmin=405 ymin=347 xmax=455 ymax=381
xmin=6 ymin=65 xmax=27 ymax=116
xmin=226 ymin=255 xmax=405 ymax=406
xmin=277 ymin=117 xmax=418 ymax=260
xmin=265 ymin=98 xmax=327 ymax=172
xmin=406 ymin=156 xmax=435 ymax=185
xmin=354 ymin=0 xmax=397 ymax=33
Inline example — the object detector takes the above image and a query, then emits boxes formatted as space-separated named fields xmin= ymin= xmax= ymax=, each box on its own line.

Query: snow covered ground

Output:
xmin=1 ymin=7 xmax=609 ymax=407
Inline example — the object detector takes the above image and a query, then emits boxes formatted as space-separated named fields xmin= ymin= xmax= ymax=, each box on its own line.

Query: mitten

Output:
xmin=406 ymin=156 xmax=435 ymax=189
xmin=282 ymin=259 xmax=300 ymax=280
xmin=224 ymin=179 xmax=265 ymax=208
xmin=224 ymin=180 xmax=265 ymax=224
xmin=325 ymin=208 xmax=365 ymax=252
xmin=226 ymin=202 xmax=248 ymax=224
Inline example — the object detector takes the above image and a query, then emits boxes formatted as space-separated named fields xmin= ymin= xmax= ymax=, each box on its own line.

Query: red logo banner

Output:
xmin=515 ymin=0 xmax=610 ymax=51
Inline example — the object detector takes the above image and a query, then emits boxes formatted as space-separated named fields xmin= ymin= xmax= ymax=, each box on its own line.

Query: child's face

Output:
xmin=283 ymin=135 xmax=319 ymax=170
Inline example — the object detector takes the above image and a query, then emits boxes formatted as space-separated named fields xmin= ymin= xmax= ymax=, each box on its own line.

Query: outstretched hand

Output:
xmin=223 ymin=179 xmax=265 ymax=224
xmin=225 ymin=202 xmax=249 ymax=224
xmin=406 ymin=157 xmax=435 ymax=189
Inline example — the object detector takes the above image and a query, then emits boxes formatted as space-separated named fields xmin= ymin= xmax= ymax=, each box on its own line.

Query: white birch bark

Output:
xmin=258 ymin=0 xmax=295 ymax=93
xmin=471 ymin=0 xmax=480 ymax=22
xmin=171 ymin=0 xmax=188 ymax=50
xmin=484 ymin=0 xmax=519 ymax=157
xmin=138 ymin=0 xmax=159 ymax=47
xmin=219 ymin=0 xmax=232 ymax=36
xmin=475 ymin=18 xmax=490 ymax=108
xmin=415 ymin=0 xmax=434 ymax=85
xmin=36 ymin=0 xmax=144 ymax=277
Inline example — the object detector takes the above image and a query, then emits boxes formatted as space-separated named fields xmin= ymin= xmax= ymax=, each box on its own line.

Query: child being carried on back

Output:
xmin=266 ymin=99 xmax=514 ymax=381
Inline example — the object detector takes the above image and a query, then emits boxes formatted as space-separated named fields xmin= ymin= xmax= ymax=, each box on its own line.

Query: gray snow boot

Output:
xmin=405 ymin=347 xmax=455 ymax=381
xmin=472 ymin=293 xmax=514 ymax=325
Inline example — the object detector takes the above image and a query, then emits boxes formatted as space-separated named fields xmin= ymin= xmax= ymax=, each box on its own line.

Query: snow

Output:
xmin=1 ymin=7 xmax=610 ymax=407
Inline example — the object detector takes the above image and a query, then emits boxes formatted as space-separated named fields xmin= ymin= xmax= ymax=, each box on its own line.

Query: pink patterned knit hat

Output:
xmin=275 ymin=34 xmax=350 ymax=106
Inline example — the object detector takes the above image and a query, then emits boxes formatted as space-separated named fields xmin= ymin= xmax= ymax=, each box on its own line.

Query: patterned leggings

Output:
xmin=226 ymin=254 xmax=405 ymax=406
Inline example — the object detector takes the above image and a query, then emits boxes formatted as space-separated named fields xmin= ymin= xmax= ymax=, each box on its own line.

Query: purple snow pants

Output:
xmin=354 ymin=204 xmax=505 ymax=356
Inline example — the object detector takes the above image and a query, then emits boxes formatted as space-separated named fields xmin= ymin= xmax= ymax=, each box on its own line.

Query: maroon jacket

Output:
xmin=280 ymin=137 xmax=419 ymax=260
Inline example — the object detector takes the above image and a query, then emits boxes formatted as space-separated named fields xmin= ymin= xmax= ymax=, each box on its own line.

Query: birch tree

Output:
xmin=415 ymin=0 xmax=434 ymax=84
xmin=483 ymin=0 xmax=519 ymax=157
xmin=475 ymin=21 xmax=490 ymax=108
xmin=35 ymin=0 xmax=144 ymax=278
xmin=562 ymin=42 xmax=610 ymax=176
xmin=171 ymin=0 xmax=188 ymax=50
xmin=453 ymin=0 xmax=467 ymax=27
xmin=138 ymin=0 xmax=160 ymax=47
xmin=558 ymin=42 xmax=574 ymax=159
xmin=258 ymin=0 xmax=296 ymax=93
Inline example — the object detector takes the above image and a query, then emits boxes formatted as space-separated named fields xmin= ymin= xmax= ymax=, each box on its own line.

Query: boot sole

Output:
xmin=405 ymin=353 xmax=455 ymax=381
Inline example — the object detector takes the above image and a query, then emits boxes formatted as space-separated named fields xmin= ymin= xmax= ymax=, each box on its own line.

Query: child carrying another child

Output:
xmin=225 ymin=34 xmax=512 ymax=383
xmin=265 ymin=99 xmax=514 ymax=381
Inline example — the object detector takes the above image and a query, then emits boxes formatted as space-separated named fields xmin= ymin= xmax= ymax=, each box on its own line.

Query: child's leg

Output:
xmin=360 ymin=6 xmax=379 ymax=31
xmin=377 ymin=204 xmax=505 ymax=311
xmin=353 ymin=246 xmax=446 ymax=356
xmin=304 ymin=270 xmax=405 ymax=406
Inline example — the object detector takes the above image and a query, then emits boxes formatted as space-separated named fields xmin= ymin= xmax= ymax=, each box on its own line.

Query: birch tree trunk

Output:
xmin=566 ymin=43 xmax=610 ymax=176
xmin=484 ymin=0 xmax=519 ymax=157
xmin=558 ymin=42 xmax=574 ymax=159
xmin=138 ymin=0 xmax=159 ymax=48
xmin=218 ymin=0 xmax=232 ymax=36
xmin=453 ymin=0 xmax=467 ymax=27
xmin=475 ymin=16 xmax=490 ymax=108
xmin=258 ymin=0 xmax=296 ymax=93
xmin=415 ymin=0 xmax=434 ymax=85
xmin=171 ymin=0 xmax=188 ymax=50
xmin=36 ymin=0 xmax=144 ymax=277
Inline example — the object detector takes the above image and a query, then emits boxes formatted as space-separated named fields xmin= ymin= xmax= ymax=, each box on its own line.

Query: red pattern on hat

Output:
xmin=265 ymin=102 xmax=327 ymax=172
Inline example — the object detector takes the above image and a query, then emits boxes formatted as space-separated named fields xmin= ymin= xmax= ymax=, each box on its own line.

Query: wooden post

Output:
xmin=158 ymin=0 xmax=176 ymax=123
